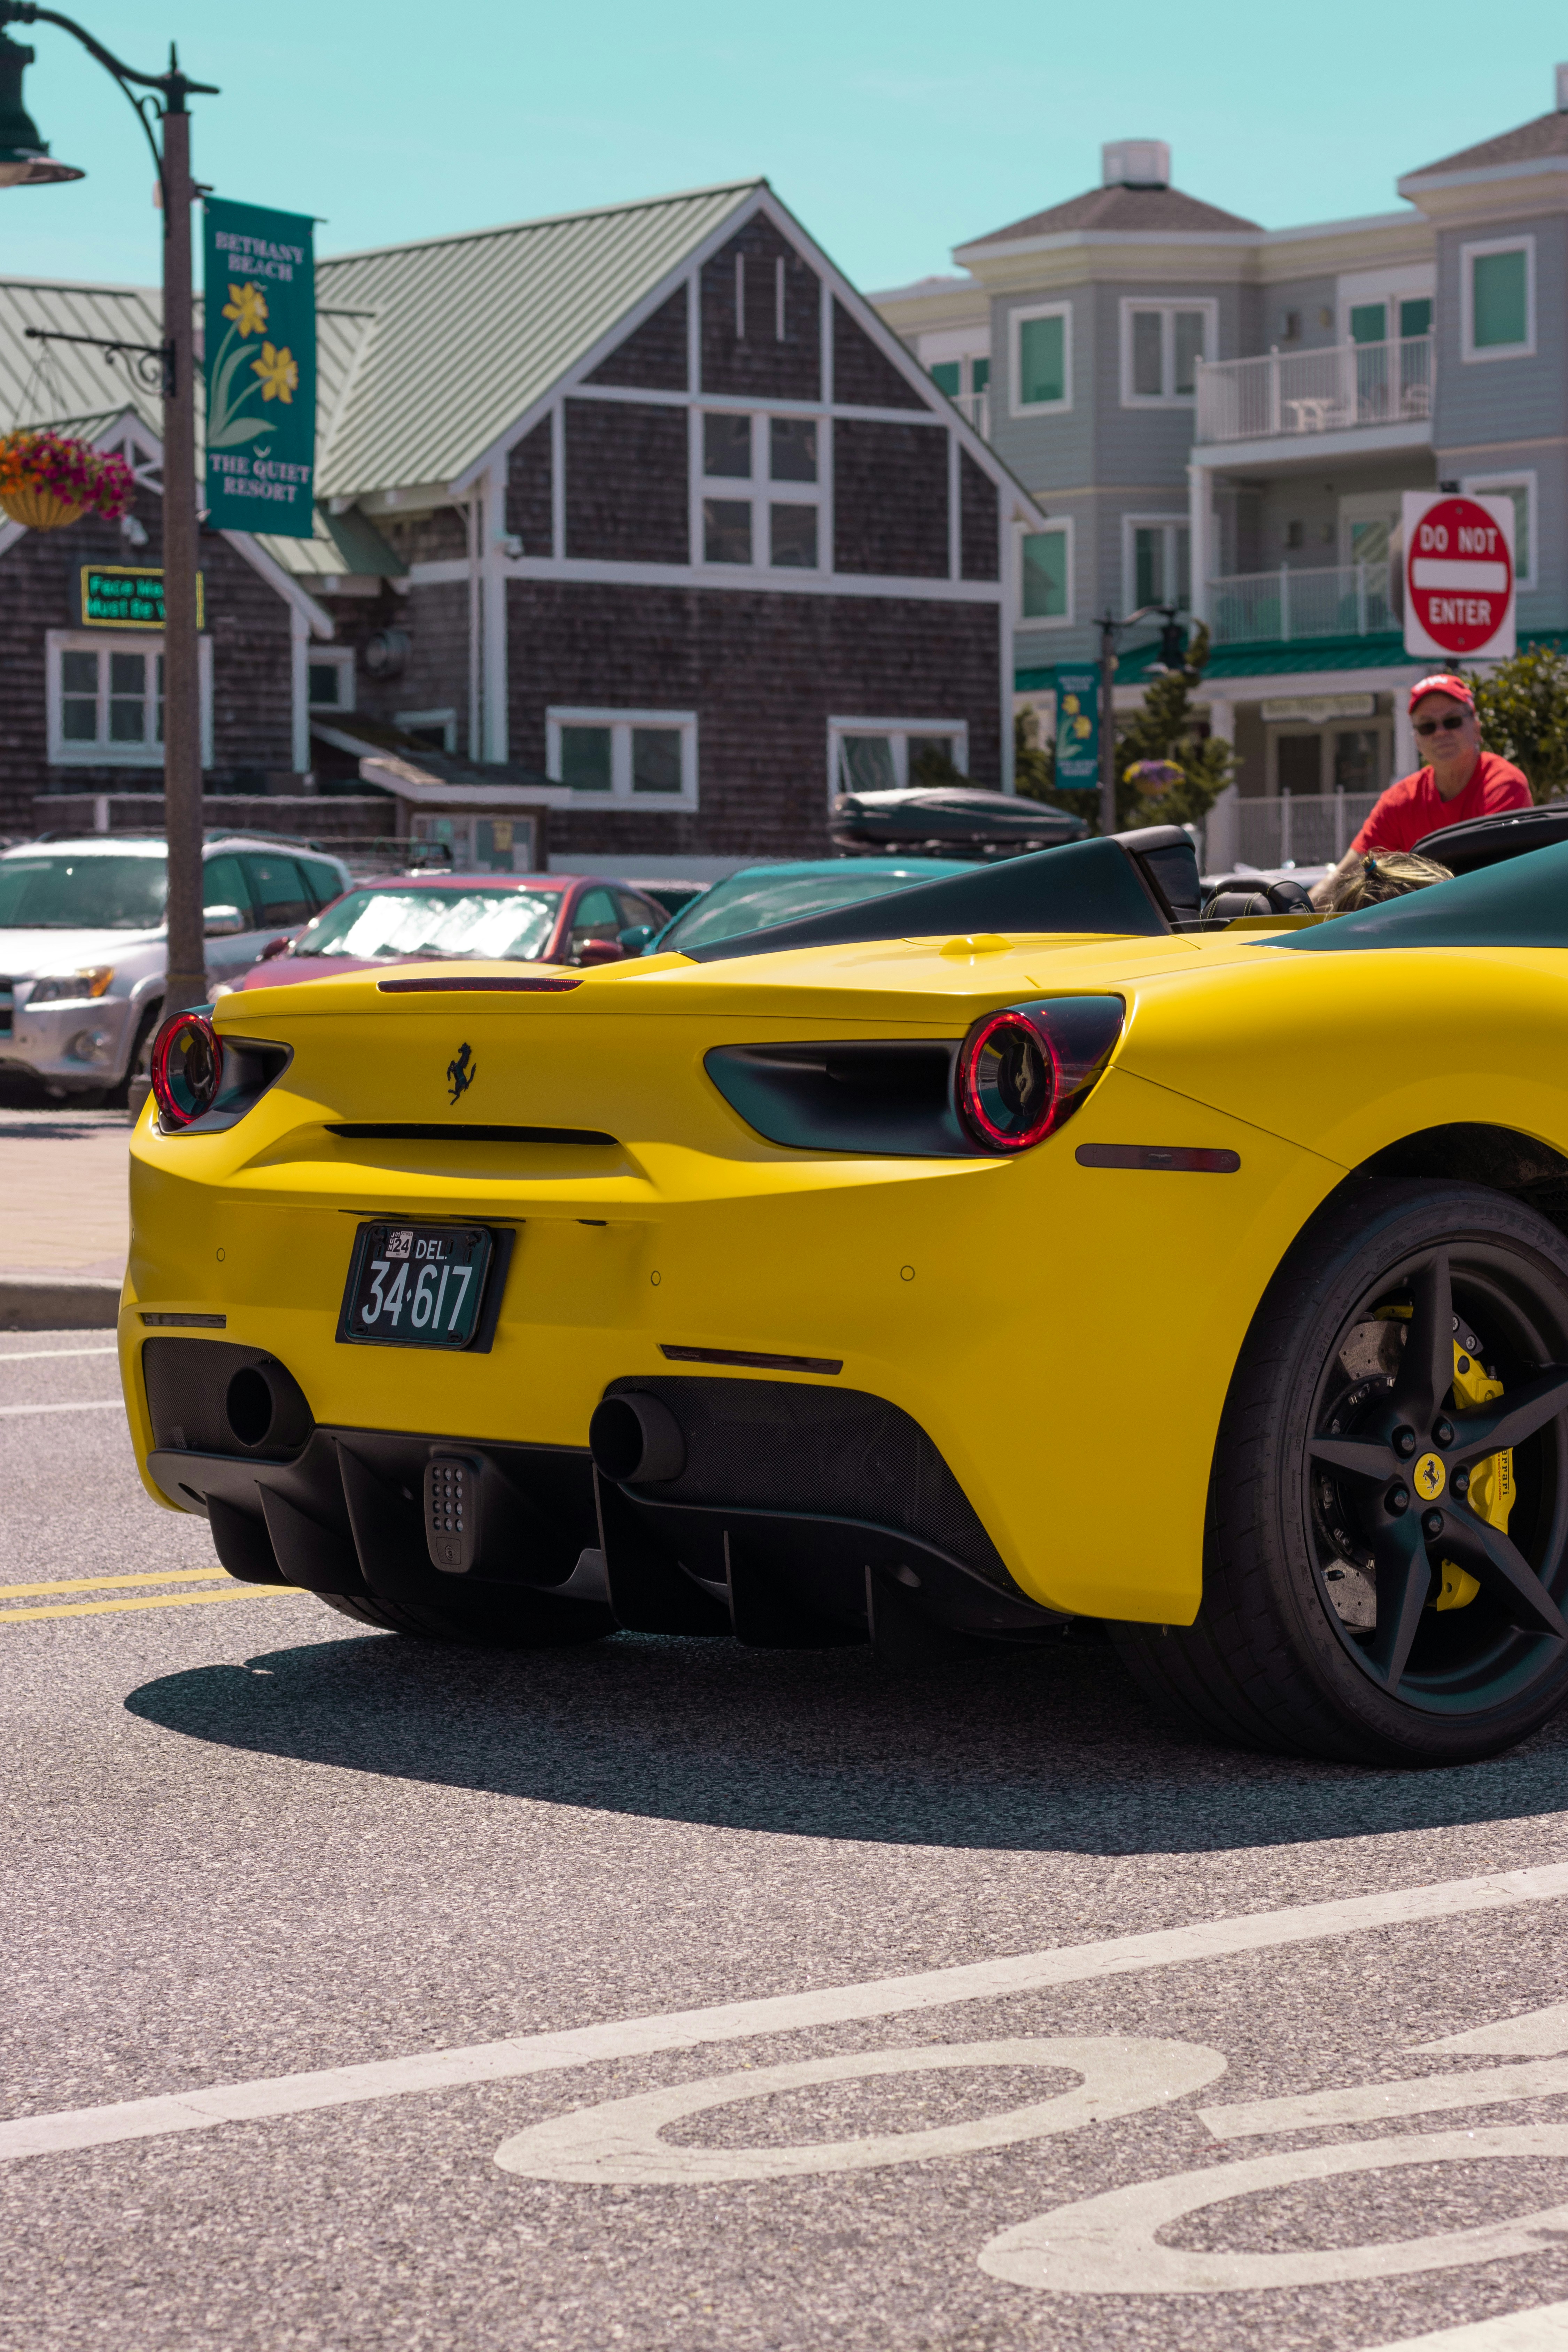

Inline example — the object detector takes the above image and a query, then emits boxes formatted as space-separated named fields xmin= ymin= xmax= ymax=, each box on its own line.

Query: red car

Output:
xmin=234 ymin=872 xmax=670 ymax=990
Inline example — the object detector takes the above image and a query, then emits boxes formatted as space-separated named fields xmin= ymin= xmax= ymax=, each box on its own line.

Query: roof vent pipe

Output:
xmin=1102 ymin=139 xmax=1171 ymax=188
xmin=1557 ymin=62 xmax=1568 ymax=111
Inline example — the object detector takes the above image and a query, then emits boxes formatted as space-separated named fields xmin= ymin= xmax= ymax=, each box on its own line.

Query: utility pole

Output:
xmin=0 ymin=7 xmax=216 ymax=1011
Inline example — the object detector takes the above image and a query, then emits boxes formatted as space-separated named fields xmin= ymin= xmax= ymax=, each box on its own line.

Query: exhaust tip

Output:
xmin=589 ymin=1392 xmax=686 ymax=1484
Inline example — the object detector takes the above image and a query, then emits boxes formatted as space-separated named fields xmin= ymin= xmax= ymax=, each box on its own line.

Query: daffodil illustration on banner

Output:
xmin=202 ymin=197 xmax=316 ymax=538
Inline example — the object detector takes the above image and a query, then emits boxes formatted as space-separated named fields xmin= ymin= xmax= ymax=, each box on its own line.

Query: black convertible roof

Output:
xmin=1281 ymin=837 xmax=1568 ymax=953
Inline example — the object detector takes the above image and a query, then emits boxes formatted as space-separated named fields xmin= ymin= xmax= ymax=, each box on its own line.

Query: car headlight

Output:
xmin=28 ymin=966 xmax=115 ymax=1005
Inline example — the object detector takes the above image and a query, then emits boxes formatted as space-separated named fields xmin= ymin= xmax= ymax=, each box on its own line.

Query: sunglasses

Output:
xmin=1413 ymin=713 xmax=1468 ymax=736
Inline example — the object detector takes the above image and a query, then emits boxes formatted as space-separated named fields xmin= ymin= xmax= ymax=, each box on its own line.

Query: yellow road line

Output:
xmin=0 ymin=1586 xmax=302 ymax=1625
xmin=0 ymin=1567 xmax=248 ymax=1599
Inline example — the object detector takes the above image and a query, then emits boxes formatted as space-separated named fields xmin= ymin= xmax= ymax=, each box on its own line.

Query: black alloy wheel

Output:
xmin=1111 ymin=1182 xmax=1568 ymax=1764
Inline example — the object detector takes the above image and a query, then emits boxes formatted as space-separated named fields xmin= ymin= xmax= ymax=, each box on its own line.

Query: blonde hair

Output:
xmin=1326 ymin=849 xmax=1453 ymax=913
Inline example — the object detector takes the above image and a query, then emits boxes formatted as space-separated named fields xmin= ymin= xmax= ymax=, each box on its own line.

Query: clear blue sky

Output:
xmin=2 ymin=0 xmax=1562 ymax=293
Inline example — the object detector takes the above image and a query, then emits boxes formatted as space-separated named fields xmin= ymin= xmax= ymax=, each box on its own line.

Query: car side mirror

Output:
xmin=576 ymin=937 xmax=625 ymax=966
xmin=617 ymin=924 xmax=655 ymax=953
xmin=258 ymin=936 xmax=291 ymax=961
xmin=203 ymin=904 xmax=245 ymax=937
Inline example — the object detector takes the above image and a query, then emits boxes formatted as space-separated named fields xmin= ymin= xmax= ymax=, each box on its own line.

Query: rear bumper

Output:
xmin=140 ymin=1337 xmax=1057 ymax=1644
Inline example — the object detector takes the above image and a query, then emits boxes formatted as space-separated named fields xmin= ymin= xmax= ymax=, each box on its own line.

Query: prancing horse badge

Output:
xmin=447 ymin=1042 xmax=477 ymax=1104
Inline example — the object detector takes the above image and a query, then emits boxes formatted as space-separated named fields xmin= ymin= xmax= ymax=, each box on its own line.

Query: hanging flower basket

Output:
xmin=0 ymin=431 xmax=135 ymax=530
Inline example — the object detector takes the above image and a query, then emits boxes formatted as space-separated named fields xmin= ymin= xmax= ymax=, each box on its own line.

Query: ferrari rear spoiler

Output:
xmin=685 ymin=828 xmax=1202 ymax=964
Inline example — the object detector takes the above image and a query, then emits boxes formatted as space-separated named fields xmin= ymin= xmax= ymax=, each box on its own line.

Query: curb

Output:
xmin=0 ymin=1275 xmax=122 ymax=1332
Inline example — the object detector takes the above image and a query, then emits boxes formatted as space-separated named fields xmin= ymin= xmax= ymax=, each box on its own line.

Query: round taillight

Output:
xmin=957 ymin=1009 xmax=1058 ymax=1152
xmin=150 ymin=1010 xmax=224 ymax=1130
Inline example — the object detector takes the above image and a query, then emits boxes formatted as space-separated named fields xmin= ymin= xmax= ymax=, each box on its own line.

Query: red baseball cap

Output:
xmin=1408 ymin=673 xmax=1475 ymax=715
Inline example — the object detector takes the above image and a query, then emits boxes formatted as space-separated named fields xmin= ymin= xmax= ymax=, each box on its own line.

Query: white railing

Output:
xmin=951 ymin=386 xmax=990 ymax=438
xmin=1224 ymin=792 xmax=1382 ymax=872
xmin=1206 ymin=561 xmax=1392 ymax=646
xmin=1195 ymin=336 xmax=1434 ymax=445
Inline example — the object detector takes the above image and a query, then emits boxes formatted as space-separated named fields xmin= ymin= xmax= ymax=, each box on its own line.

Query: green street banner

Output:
xmin=1053 ymin=666 xmax=1099 ymax=785
xmin=203 ymin=198 xmax=316 ymax=538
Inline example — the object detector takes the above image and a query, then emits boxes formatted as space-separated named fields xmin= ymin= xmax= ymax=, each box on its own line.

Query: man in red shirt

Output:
xmin=1309 ymin=674 xmax=1530 ymax=906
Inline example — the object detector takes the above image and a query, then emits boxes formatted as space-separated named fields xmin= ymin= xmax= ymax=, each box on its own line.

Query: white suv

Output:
xmin=0 ymin=833 xmax=352 ymax=1104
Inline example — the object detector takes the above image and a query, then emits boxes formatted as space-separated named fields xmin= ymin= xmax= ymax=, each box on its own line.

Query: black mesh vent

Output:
xmin=142 ymin=1337 xmax=314 ymax=1461
xmin=606 ymin=1375 xmax=1010 ymax=1589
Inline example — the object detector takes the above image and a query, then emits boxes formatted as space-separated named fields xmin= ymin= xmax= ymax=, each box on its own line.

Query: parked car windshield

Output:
xmin=0 ymin=853 xmax=168 ymax=930
xmin=289 ymin=886 xmax=562 ymax=963
xmin=658 ymin=860 xmax=977 ymax=952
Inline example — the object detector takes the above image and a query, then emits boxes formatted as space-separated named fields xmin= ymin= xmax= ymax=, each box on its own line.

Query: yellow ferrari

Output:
xmin=123 ymin=818 xmax=1568 ymax=1767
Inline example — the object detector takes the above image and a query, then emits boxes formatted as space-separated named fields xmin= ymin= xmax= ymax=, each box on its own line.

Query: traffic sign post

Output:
xmin=1402 ymin=490 xmax=1516 ymax=661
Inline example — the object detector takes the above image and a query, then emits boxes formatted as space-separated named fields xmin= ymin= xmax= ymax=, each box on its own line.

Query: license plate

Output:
xmin=338 ymin=1221 xmax=494 ymax=1349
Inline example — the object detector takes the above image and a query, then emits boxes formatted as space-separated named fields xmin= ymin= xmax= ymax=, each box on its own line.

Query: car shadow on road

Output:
xmin=124 ymin=1620 xmax=1568 ymax=1855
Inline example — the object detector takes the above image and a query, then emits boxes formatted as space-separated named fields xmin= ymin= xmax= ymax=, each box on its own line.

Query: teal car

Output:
xmin=628 ymin=858 xmax=981 ymax=957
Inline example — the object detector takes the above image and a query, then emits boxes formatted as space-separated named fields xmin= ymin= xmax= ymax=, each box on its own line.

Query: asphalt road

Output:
xmin=7 ymin=1333 xmax=1568 ymax=2352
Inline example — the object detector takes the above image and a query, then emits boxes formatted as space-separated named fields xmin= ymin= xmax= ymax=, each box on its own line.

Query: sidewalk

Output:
xmin=0 ymin=1108 xmax=130 ymax=1326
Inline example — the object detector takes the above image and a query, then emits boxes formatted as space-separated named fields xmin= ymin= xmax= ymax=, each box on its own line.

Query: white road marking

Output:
xmin=493 ymin=2036 xmax=1226 ymax=2186
xmin=1202 ymin=2055 xmax=1568 ymax=2140
xmin=1418 ymin=2004 xmax=1568 ymax=2058
xmin=1359 ymin=2301 xmax=1568 ymax=2350
xmin=0 ymin=1399 xmax=122 ymax=1418
xmin=0 ymin=1345 xmax=117 ymax=1362
xmin=978 ymin=2125 xmax=1568 ymax=2296
xmin=3 ymin=1863 xmax=1568 ymax=2170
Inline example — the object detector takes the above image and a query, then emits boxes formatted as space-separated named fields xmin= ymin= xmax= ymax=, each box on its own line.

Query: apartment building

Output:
xmin=875 ymin=84 xmax=1568 ymax=867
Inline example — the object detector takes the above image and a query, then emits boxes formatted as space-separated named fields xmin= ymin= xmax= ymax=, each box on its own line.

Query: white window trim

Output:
xmin=307 ymin=646 xmax=356 ymax=713
xmin=395 ymin=705 xmax=458 ymax=750
xmin=545 ymin=708 xmax=699 ymax=810
xmin=1008 ymin=301 xmax=1072 ymax=418
xmin=1119 ymin=298 xmax=1217 ymax=408
xmin=826 ymin=717 xmax=971 ymax=807
xmin=47 ymin=629 xmax=213 ymax=769
xmin=1016 ymin=516 xmax=1075 ymax=631
xmin=690 ymin=407 xmax=825 ymax=576
xmin=1121 ymin=513 xmax=1191 ymax=612
xmin=1461 ymin=469 xmax=1537 ymax=591
xmin=1461 ymin=235 xmax=1536 ymax=363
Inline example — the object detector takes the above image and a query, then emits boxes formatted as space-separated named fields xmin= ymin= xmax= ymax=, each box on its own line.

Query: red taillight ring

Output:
xmin=150 ymin=1010 xmax=224 ymax=1130
xmin=957 ymin=1009 xmax=1059 ymax=1152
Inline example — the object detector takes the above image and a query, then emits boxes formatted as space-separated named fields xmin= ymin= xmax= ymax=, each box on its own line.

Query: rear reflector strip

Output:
xmin=1075 ymin=1143 xmax=1240 ymax=1174
xmin=140 ymin=1312 xmax=227 ymax=1328
xmin=327 ymin=1123 xmax=614 ymax=1146
xmin=660 ymin=1343 xmax=843 ymax=1375
xmin=377 ymin=975 xmax=581 ymax=993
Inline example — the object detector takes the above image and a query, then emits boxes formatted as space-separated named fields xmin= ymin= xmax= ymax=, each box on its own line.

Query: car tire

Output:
xmin=105 ymin=1001 xmax=161 ymax=1112
xmin=311 ymin=1586 xmax=617 ymax=1648
xmin=1111 ymin=1181 xmax=1568 ymax=1766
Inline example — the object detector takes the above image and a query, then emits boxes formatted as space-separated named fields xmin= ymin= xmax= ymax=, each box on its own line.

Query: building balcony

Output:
xmin=1194 ymin=337 xmax=1433 ymax=460
xmin=1206 ymin=561 xmax=1392 ymax=647
xmin=950 ymin=386 xmax=991 ymax=438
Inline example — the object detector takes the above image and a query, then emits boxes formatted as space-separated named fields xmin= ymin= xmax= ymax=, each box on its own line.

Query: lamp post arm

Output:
xmin=0 ymin=5 xmax=216 ymax=200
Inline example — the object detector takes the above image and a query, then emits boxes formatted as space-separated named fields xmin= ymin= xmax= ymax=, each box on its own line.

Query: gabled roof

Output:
xmin=960 ymin=182 xmax=1262 ymax=252
xmin=254 ymin=502 xmax=403 ymax=583
xmin=313 ymin=181 xmax=762 ymax=498
xmin=1405 ymin=108 xmax=1568 ymax=183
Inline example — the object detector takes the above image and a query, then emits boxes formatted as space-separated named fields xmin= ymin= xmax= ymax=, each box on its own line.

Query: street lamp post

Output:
xmin=1095 ymin=603 xmax=1186 ymax=836
xmin=0 ymin=6 xmax=216 ymax=1013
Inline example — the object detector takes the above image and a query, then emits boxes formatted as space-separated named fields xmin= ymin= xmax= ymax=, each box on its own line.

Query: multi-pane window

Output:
xmin=1127 ymin=519 xmax=1191 ymax=612
xmin=828 ymin=720 xmax=969 ymax=799
xmin=546 ymin=710 xmax=699 ymax=809
xmin=698 ymin=410 xmax=821 ymax=571
xmin=1011 ymin=305 xmax=1070 ymax=413
xmin=1121 ymin=302 xmax=1213 ymax=403
xmin=46 ymin=632 xmax=213 ymax=767
xmin=1019 ymin=525 xmax=1072 ymax=624
xmin=1464 ymin=239 xmax=1534 ymax=359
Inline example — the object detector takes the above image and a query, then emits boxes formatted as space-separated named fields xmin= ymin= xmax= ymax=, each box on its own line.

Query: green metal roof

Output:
xmin=313 ymin=181 xmax=762 ymax=499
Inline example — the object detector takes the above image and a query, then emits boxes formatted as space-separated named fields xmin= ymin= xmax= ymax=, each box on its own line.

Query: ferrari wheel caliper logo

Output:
xmin=1413 ymin=1452 xmax=1446 ymax=1501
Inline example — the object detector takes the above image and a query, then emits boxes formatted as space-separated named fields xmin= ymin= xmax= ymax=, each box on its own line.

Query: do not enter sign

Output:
xmin=1402 ymin=490 xmax=1516 ymax=659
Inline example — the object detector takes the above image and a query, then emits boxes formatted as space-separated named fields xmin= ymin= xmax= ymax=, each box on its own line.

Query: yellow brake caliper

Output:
xmin=1438 ymin=1343 xmax=1513 ymax=1610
